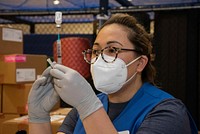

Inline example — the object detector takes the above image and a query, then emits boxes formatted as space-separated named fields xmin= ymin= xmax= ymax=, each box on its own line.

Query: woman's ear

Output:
xmin=137 ymin=55 xmax=148 ymax=72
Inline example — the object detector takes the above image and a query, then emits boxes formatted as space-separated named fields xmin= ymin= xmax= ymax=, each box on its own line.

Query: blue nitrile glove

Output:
xmin=50 ymin=64 xmax=103 ymax=120
xmin=28 ymin=67 xmax=60 ymax=123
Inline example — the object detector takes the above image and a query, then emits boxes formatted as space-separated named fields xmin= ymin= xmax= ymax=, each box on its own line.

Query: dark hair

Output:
xmin=99 ymin=13 xmax=156 ymax=85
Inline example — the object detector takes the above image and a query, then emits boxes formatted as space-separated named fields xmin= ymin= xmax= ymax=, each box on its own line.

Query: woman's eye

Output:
xmin=92 ymin=49 xmax=100 ymax=55
xmin=108 ymin=48 xmax=116 ymax=53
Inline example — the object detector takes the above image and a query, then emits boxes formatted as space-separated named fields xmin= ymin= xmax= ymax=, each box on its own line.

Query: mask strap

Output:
xmin=119 ymin=56 xmax=141 ymax=86
xmin=119 ymin=72 xmax=137 ymax=86
xmin=126 ymin=56 xmax=142 ymax=67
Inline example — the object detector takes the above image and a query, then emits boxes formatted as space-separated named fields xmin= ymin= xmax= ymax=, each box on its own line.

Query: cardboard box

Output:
xmin=51 ymin=108 xmax=72 ymax=115
xmin=0 ymin=27 xmax=23 ymax=54
xmin=2 ymin=115 xmax=66 ymax=134
xmin=2 ymin=83 xmax=60 ymax=114
xmin=0 ymin=113 xmax=20 ymax=134
xmin=0 ymin=54 xmax=47 ymax=84
xmin=2 ymin=84 xmax=32 ymax=114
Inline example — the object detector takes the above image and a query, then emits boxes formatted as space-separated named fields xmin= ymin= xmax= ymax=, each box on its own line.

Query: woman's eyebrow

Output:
xmin=93 ymin=41 xmax=123 ymax=47
xmin=93 ymin=42 xmax=100 ymax=46
xmin=107 ymin=41 xmax=123 ymax=46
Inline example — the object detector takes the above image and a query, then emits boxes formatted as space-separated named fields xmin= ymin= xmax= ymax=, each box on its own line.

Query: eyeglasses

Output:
xmin=82 ymin=46 xmax=142 ymax=64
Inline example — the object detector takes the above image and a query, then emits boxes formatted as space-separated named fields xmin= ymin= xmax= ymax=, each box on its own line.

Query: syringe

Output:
xmin=55 ymin=11 xmax=62 ymax=64
xmin=56 ymin=33 xmax=62 ymax=64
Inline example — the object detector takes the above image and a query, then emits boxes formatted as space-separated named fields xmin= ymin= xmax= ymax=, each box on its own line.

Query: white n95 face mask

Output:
xmin=91 ymin=54 xmax=141 ymax=94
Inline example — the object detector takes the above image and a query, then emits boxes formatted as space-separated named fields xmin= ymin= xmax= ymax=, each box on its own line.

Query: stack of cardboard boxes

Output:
xmin=2 ymin=108 xmax=72 ymax=134
xmin=0 ymin=26 xmax=67 ymax=134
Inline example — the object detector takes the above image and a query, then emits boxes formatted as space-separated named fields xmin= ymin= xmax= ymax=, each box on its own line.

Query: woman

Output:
xmin=28 ymin=13 xmax=198 ymax=134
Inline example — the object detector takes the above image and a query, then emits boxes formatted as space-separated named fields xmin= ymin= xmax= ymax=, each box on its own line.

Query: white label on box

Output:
xmin=58 ymin=119 xmax=65 ymax=123
xmin=2 ymin=27 xmax=23 ymax=42
xmin=16 ymin=68 xmax=36 ymax=82
xmin=50 ymin=115 xmax=66 ymax=121
xmin=14 ymin=115 xmax=28 ymax=121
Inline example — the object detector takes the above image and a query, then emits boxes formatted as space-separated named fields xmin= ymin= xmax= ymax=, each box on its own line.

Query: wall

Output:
xmin=154 ymin=9 xmax=200 ymax=128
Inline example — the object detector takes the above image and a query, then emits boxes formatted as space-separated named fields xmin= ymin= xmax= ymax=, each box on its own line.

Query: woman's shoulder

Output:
xmin=150 ymin=98 xmax=190 ymax=119
xmin=137 ymin=98 xmax=197 ymax=134
xmin=157 ymin=98 xmax=184 ymax=105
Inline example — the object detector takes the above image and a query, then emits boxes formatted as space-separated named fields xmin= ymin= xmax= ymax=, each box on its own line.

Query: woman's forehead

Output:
xmin=95 ymin=24 xmax=132 ymax=48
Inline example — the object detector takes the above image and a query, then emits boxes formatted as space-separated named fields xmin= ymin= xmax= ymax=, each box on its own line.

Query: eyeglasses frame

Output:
xmin=82 ymin=46 xmax=142 ymax=64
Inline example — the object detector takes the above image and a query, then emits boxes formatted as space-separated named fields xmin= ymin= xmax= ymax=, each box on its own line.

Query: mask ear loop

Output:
xmin=126 ymin=56 xmax=142 ymax=67
xmin=119 ymin=72 xmax=137 ymax=86
xmin=119 ymin=56 xmax=142 ymax=86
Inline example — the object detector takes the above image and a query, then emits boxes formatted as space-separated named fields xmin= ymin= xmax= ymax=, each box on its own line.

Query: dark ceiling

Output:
xmin=0 ymin=0 xmax=200 ymax=24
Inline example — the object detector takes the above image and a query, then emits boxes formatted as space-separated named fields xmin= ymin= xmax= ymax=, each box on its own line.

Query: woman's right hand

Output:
xmin=28 ymin=67 xmax=60 ymax=123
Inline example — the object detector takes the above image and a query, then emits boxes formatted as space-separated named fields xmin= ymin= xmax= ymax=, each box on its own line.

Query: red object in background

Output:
xmin=53 ymin=37 xmax=91 ymax=79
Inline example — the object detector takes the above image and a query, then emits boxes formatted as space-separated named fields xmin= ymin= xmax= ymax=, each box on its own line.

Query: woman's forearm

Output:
xmin=82 ymin=107 xmax=118 ymax=134
xmin=29 ymin=122 xmax=52 ymax=134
